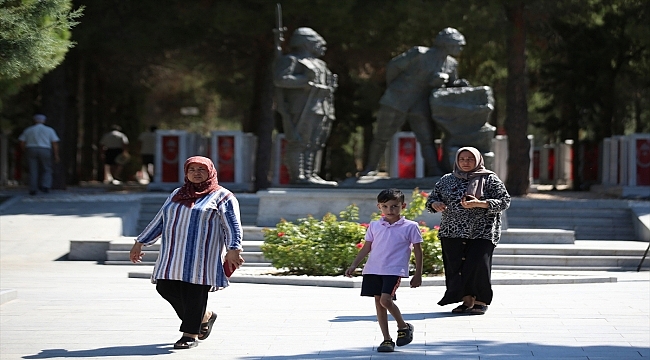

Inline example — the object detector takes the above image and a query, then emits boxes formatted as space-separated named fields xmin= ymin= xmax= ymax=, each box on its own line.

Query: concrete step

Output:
xmin=136 ymin=194 xmax=260 ymax=233
xmin=493 ymin=254 xmax=646 ymax=268
xmin=106 ymin=249 xmax=266 ymax=263
xmin=495 ymin=243 xmax=647 ymax=257
xmin=506 ymin=199 xmax=638 ymax=241
xmin=499 ymin=229 xmax=575 ymax=244
xmin=105 ymin=229 xmax=267 ymax=265
xmin=492 ymin=265 xmax=646 ymax=271
xmin=104 ymin=260 xmax=272 ymax=267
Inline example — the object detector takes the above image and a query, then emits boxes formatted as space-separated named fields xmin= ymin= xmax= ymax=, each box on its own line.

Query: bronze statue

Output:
xmin=361 ymin=28 xmax=470 ymax=177
xmin=273 ymin=26 xmax=338 ymax=186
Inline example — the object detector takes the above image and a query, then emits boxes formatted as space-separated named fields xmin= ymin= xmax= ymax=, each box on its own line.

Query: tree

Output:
xmin=504 ymin=0 xmax=530 ymax=196
xmin=530 ymin=0 xmax=650 ymax=189
xmin=0 ymin=0 xmax=82 ymax=108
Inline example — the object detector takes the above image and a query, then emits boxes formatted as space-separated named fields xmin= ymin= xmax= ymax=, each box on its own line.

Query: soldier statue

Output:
xmin=361 ymin=27 xmax=470 ymax=177
xmin=273 ymin=27 xmax=338 ymax=186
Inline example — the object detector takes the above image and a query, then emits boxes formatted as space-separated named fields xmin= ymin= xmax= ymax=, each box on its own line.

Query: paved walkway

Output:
xmin=0 ymin=188 xmax=649 ymax=359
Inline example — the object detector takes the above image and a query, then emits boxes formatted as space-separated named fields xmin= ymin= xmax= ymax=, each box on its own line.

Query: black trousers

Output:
xmin=438 ymin=237 xmax=495 ymax=306
xmin=156 ymin=279 xmax=210 ymax=334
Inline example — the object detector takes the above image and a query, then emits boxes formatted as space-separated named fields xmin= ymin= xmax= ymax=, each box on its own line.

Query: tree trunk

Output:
xmin=250 ymin=48 xmax=275 ymax=191
xmin=504 ymin=1 xmax=530 ymax=196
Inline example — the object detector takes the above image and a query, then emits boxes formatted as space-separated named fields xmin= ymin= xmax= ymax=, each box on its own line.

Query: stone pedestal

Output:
xmin=210 ymin=131 xmax=257 ymax=192
xmin=255 ymin=188 xmax=440 ymax=227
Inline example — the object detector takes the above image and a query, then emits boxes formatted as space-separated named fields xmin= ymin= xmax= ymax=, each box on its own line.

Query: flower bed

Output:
xmin=261 ymin=189 xmax=443 ymax=276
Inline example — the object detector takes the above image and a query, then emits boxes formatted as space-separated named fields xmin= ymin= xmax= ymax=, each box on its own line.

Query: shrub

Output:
xmin=261 ymin=205 xmax=368 ymax=276
xmin=261 ymin=189 xmax=443 ymax=276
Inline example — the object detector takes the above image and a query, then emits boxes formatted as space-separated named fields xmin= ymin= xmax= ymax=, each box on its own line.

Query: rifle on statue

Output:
xmin=272 ymin=3 xmax=290 ymax=127
xmin=273 ymin=3 xmax=286 ymax=60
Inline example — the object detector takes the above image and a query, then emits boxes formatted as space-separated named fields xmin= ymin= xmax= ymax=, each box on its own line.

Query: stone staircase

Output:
xmin=492 ymin=242 xmax=648 ymax=271
xmin=101 ymin=193 xmax=649 ymax=271
xmin=506 ymin=198 xmax=637 ymax=240
xmin=107 ymin=194 xmax=266 ymax=268
xmin=497 ymin=198 xmax=647 ymax=270
xmin=136 ymin=193 xmax=260 ymax=233
xmin=104 ymin=227 xmax=269 ymax=267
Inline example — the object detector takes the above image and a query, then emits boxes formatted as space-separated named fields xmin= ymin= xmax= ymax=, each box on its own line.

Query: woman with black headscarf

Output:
xmin=130 ymin=156 xmax=244 ymax=349
xmin=426 ymin=147 xmax=510 ymax=315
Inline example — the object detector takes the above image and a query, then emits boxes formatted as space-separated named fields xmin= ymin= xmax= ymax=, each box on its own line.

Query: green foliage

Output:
xmin=261 ymin=205 xmax=368 ymax=276
xmin=261 ymin=188 xmax=443 ymax=276
xmin=406 ymin=189 xmax=444 ymax=275
xmin=0 ymin=0 xmax=83 ymax=98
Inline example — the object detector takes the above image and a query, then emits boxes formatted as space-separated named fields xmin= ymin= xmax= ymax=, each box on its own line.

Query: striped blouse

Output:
xmin=136 ymin=187 xmax=243 ymax=290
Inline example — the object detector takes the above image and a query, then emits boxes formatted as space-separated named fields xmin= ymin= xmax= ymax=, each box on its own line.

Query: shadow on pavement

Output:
xmin=22 ymin=343 xmax=173 ymax=358
xmin=330 ymin=311 xmax=458 ymax=322
xmin=236 ymin=340 xmax=649 ymax=359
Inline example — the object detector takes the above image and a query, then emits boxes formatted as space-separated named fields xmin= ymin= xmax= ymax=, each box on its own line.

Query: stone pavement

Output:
xmin=1 ymin=189 xmax=649 ymax=359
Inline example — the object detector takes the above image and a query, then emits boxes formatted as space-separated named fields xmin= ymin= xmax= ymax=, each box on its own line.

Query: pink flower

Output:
xmin=355 ymin=242 xmax=364 ymax=249
xmin=433 ymin=225 xmax=440 ymax=230
xmin=421 ymin=227 xmax=428 ymax=233
xmin=420 ymin=191 xmax=429 ymax=197
xmin=419 ymin=221 xmax=426 ymax=226
xmin=277 ymin=232 xmax=285 ymax=237
xmin=360 ymin=223 xmax=369 ymax=228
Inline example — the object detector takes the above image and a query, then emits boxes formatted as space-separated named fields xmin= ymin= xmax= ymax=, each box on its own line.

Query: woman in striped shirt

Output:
xmin=130 ymin=156 xmax=244 ymax=350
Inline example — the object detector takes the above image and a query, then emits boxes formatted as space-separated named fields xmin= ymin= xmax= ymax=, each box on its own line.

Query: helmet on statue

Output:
xmin=433 ymin=27 xmax=466 ymax=47
xmin=289 ymin=27 xmax=326 ymax=48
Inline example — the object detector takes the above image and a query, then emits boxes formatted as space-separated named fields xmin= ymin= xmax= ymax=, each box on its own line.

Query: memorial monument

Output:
xmin=361 ymin=27 xmax=495 ymax=177
xmin=273 ymin=23 xmax=338 ymax=186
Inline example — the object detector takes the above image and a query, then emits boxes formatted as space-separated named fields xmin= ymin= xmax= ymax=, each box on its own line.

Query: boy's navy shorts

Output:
xmin=361 ymin=274 xmax=401 ymax=300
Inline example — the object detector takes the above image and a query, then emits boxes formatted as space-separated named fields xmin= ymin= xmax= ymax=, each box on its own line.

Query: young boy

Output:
xmin=345 ymin=188 xmax=423 ymax=352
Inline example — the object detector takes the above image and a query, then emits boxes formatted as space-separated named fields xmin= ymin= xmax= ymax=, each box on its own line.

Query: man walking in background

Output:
xmin=100 ymin=124 xmax=129 ymax=184
xmin=18 ymin=114 xmax=60 ymax=195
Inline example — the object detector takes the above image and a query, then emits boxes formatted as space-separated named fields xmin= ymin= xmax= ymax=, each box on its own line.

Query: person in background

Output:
xmin=426 ymin=147 xmax=510 ymax=315
xmin=100 ymin=124 xmax=129 ymax=184
xmin=18 ymin=114 xmax=60 ymax=195
xmin=345 ymin=188 xmax=423 ymax=353
xmin=130 ymin=156 xmax=244 ymax=350
xmin=137 ymin=125 xmax=157 ymax=182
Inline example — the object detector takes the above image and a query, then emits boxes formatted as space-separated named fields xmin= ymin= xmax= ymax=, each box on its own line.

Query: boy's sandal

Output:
xmin=377 ymin=339 xmax=395 ymax=352
xmin=396 ymin=323 xmax=414 ymax=346
xmin=451 ymin=304 xmax=473 ymax=314
xmin=470 ymin=304 xmax=488 ymax=315
xmin=198 ymin=311 xmax=217 ymax=340
xmin=173 ymin=336 xmax=198 ymax=349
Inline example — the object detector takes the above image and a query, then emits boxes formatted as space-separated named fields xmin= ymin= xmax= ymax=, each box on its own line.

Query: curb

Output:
xmin=127 ymin=271 xmax=617 ymax=288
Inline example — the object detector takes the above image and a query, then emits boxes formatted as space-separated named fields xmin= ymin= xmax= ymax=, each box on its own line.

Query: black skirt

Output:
xmin=438 ymin=237 xmax=495 ymax=306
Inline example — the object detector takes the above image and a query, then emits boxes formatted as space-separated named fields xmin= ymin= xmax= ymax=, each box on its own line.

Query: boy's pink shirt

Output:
xmin=362 ymin=216 xmax=423 ymax=277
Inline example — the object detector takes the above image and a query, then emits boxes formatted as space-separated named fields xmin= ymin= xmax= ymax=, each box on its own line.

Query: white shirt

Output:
xmin=18 ymin=123 xmax=60 ymax=149
xmin=100 ymin=130 xmax=129 ymax=149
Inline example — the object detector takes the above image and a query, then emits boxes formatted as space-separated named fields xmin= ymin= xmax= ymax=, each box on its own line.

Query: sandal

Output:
xmin=470 ymin=304 xmax=488 ymax=315
xmin=377 ymin=339 xmax=395 ymax=352
xmin=451 ymin=304 xmax=473 ymax=314
xmin=173 ymin=336 xmax=198 ymax=349
xmin=396 ymin=323 xmax=414 ymax=346
xmin=198 ymin=311 xmax=217 ymax=340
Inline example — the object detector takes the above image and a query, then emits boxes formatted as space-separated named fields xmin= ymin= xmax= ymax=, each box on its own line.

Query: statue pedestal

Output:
xmin=255 ymin=188 xmax=441 ymax=227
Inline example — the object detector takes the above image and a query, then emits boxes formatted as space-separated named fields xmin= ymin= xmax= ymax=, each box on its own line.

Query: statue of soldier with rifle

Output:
xmin=272 ymin=5 xmax=338 ymax=186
